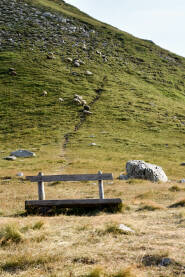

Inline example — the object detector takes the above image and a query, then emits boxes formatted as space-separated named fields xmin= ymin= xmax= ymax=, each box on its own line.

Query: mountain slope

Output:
xmin=0 ymin=0 xmax=185 ymax=178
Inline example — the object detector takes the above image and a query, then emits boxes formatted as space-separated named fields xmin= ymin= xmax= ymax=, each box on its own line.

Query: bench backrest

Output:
xmin=26 ymin=173 xmax=113 ymax=182
xmin=26 ymin=171 xmax=113 ymax=201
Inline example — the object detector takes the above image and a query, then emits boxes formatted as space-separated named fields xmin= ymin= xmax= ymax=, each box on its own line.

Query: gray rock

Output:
xmin=82 ymin=43 xmax=87 ymax=50
xmin=83 ymin=110 xmax=92 ymax=115
xmin=180 ymin=179 xmax=185 ymax=183
xmin=119 ymin=224 xmax=135 ymax=233
xmin=126 ymin=160 xmax=168 ymax=182
xmin=66 ymin=57 xmax=73 ymax=62
xmin=43 ymin=12 xmax=53 ymax=18
xmin=180 ymin=163 xmax=185 ymax=166
xmin=118 ymin=174 xmax=128 ymax=180
xmin=161 ymin=258 xmax=172 ymax=266
xmin=74 ymin=61 xmax=80 ymax=67
xmin=85 ymin=70 xmax=93 ymax=76
xmin=58 ymin=97 xmax=64 ymax=102
xmin=89 ymin=143 xmax=96 ymax=146
xmin=4 ymin=156 xmax=16 ymax=161
xmin=10 ymin=150 xmax=36 ymax=158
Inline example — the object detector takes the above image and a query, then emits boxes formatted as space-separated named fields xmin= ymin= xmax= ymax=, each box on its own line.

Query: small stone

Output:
xmin=83 ymin=110 xmax=92 ymax=115
xmin=71 ymin=72 xmax=79 ymax=76
xmin=47 ymin=52 xmax=55 ymax=59
xmin=90 ymin=143 xmax=96 ymax=146
xmin=96 ymin=50 xmax=101 ymax=55
xmin=82 ymin=43 xmax=87 ymax=50
xmin=180 ymin=163 xmax=185 ymax=166
xmin=16 ymin=172 xmax=24 ymax=177
xmin=74 ymin=61 xmax=80 ymax=67
xmin=9 ymin=71 xmax=17 ymax=76
xmin=4 ymin=156 xmax=16 ymax=161
xmin=85 ymin=70 xmax=93 ymax=76
xmin=43 ymin=12 xmax=53 ymax=17
xmin=8 ymin=68 xmax=15 ymax=72
xmin=161 ymin=258 xmax=172 ymax=267
xmin=66 ymin=57 xmax=73 ymax=62
xmin=43 ymin=90 xmax=47 ymax=96
xmin=119 ymin=224 xmax=135 ymax=233
xmin=78 ymin=60 xmax=85 ymax=65
xmin=59 ymin=98 xmax=64 ymax=102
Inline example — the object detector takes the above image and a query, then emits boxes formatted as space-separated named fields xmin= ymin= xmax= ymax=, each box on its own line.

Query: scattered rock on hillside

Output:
xmin=3 ymin=156 xmax=16 ymax=161
xmin=96 ymin=50 xmax=101 ymax=55
xmin=47 ymin=52 xmax=55 ymax=59
xmin=43 ymin=90 xmax=47 ymax=96
xmin=74 ymin=61 xmax=80 ymax=67
xmin=85 ymin=70 xmax=93 ymax=76
xmin=10 ymin=150 xmax=36 ymax=158
xmin=66 ymin=57 xmax=73 ymax=63
xmin=0 ymin=0 xmax=106 ymax=53
xmin=83 ymin=110 xmax=92 ymax=115
xmin=8 ymin=68 xmax=15 ymax=73
xmin=82 ymin=43 xmax=87 ymax=50
xmin=58 ymin=98 xmax=64 ymax=102
xmin=119 ymin=224 xmax=135 ymax=233
xmin=9 ymin=69 xmax=17 ymax=76
xmin=126 ymin=160 xmax=168 ymax=182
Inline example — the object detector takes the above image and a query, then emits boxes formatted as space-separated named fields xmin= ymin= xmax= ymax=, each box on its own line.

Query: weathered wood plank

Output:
xmin=38 ymin=172 xmax=45 ymax=200
xmin=98 ymin=171 xmax=104 ymax=199
xmin=25 ymin=198 xmax=122 ymax=208
xmin=26 ymin=173 xmax=113 ymax=182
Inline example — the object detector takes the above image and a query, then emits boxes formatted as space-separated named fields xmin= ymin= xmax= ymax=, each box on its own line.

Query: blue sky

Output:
xmin=65 ymin=0 xmax=185 ymax=57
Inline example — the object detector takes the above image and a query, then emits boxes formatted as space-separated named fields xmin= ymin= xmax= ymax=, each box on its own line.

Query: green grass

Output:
xmin=0 ymin=0 xmax=185 ymax=181
xmin=32 ymin=220 xmax=44 ymax=230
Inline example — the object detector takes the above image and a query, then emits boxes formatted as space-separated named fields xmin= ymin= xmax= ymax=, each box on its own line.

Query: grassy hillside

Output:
xmin=0 ymin=0 xmax=185 ymax=178
xmin=0 ymin=1 xmax=185 ymax=276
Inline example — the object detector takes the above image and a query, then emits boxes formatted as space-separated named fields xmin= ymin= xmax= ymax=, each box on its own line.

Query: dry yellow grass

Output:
xmin=0 ymin=176 xmax=185 ymax=276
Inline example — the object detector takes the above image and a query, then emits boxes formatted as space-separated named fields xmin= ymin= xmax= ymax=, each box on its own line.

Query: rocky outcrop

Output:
xmin=0 ymin=0 xmax=98 ymax=52
xmin=126 ymin=160 xmax=168 ymax=182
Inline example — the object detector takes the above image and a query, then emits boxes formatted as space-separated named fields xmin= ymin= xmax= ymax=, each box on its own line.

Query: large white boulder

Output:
xmin=126 ymin=160 xmax=168 ymax=182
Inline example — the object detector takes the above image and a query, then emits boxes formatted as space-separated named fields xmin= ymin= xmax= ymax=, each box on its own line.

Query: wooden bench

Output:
xmin=25 ymin=171 xmax=122 ymax=214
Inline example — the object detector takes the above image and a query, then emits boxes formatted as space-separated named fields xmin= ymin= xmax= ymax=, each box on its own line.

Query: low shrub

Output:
xmin=0 ymin=224 xmax=23 ymax=245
